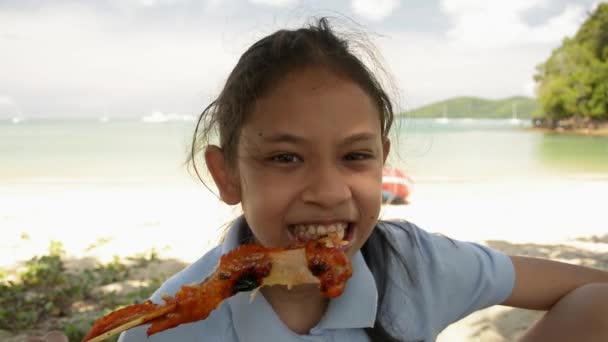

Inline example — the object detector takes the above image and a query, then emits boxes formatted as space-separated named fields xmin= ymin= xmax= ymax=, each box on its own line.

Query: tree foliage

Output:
xmin=534 ymin=3 xmax=608 ymax=121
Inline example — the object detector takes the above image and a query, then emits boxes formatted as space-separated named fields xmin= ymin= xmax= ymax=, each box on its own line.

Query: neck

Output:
xmin=261 ymin=284 xmax=328 ymax=334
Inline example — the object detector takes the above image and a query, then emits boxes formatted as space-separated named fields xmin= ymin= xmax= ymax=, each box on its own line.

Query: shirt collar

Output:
xmin=221 ymin=216 xmax=252 ymax=254
xmin=223 ymin=216 xmax=378 ymax=341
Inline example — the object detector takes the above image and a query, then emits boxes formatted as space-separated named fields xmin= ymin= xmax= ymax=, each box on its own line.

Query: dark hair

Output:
xmin=189 ymin=17 xmax=393 ymax=168
xmin=362 ymin=221 xmax=420 ymax=342
xmin=189 ymin=17 xmax=406 ymax=342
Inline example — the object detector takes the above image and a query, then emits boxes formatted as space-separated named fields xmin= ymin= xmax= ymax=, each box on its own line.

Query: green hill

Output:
xmin=403 ymin=96 xmax=538 ymax=119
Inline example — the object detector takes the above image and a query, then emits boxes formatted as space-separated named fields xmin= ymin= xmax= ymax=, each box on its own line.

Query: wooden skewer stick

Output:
xmin=85 ymin=304 xmax=175 ymax=342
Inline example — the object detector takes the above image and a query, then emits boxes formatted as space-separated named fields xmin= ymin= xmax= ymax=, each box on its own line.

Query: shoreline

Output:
xmin=400 ymin=116 xmax=608 ymax=137
xmin=527 ymin=117 xmax=608 ymax=137
xmin=526 ymin=125 xmax=608 ymax=137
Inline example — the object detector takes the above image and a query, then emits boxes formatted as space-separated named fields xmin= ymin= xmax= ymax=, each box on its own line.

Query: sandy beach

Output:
xmin=2 ymin=178 xmax=608 ymax=341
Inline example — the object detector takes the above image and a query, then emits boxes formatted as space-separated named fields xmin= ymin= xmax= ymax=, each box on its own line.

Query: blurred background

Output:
xmin=1 ymin=1 xmax=607 ymax=341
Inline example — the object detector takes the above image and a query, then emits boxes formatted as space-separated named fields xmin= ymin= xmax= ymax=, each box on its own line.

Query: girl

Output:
xmin=120 ymin=18 xmax=608 ymax=341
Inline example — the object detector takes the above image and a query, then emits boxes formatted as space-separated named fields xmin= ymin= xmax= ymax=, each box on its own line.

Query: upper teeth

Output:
xmin=292 ymin=223 xmax=347 ymax=241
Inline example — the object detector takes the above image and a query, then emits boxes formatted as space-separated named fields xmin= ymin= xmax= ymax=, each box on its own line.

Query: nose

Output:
xmin=301 ymin=162 xmax=352 ymax=208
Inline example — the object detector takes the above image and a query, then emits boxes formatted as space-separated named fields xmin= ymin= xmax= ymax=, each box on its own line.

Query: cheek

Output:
xmin=355 ymin=171 xmax=383 ymax=202
xmin=353 ymin=174 xmax=383 ymax=223
xmin=238 ymin=167 xmax=299 ymax=234
xmin=240 ymin=171 xmax=297 ymax=206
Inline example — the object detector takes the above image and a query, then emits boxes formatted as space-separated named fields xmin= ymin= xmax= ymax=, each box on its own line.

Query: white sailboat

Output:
xmin=11 ymin=107 xmax=24 ymax=124
xmin=463 ymin=101 xmax=474 ymax=122
xmin=509 ymin=103 xmax=521 ymax=125
xmin=1 ymin=99 xmax=24 ymax=123
xmin=141 ymin=111 xmax=196 ymax=123
xmin=99 ymin=107 xmax=110 ymax=123
xmin=142 ymin=111 xmax=170 ymax=123
xmin=435 ymin=104 xmax=449 ymax=124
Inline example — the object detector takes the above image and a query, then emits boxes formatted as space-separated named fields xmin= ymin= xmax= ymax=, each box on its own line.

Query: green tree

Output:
xmin=534 ymin=4 xmax=608 ymax=121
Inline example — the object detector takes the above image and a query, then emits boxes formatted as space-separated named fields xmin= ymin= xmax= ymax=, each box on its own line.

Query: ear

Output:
xmin=204 ymin=145 xmax=241 ymax=205
xmin=382 ymin=137 xmax=391 ymax=164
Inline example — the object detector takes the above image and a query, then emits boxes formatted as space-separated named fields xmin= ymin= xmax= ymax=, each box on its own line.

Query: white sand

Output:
xmin=2 ymin=179 xmax=607 ymax=340
xmin=0 ymin=181 xmax=239 ymax=269
xmin=381 ymin=179 xmax=608 ymax=244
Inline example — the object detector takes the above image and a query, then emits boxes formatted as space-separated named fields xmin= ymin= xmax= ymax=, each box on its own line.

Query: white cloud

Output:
xmin=206 ymin=0 xmax=224 ymax=8
xmin=248 ymin=0 xmax=298 ymax=7
xmin=374 ymin=26 xmax=554 ymax=109
xmin=528 ymin=5 xmax=586 ymax=44
xmin=351 ymin=0 xmax=400 ymax=21
xmin=589 ymin=0 xmax=606 ymax=12
xmin=0 ymin=5 xmax=243 ymax=117
xmin=0 ymin=96 xmax=15 ymax=106
xmin=0 ymin=0 xmax=598 ymax=116
xmin=441 ymin=0 xmax=550 ymax=14
xmin=523 ymin=80 xmax=537 ymax=97
xmin=440 ymin=0 xmax=586 ymax=48
xmin=119 ymin=0 xmax=191 ymax=7
xmin=0 ymin=95 xmax=20 ymax=117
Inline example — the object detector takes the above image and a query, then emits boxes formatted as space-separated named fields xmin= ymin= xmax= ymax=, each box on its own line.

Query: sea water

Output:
xmin=2 ymin=118 xmax=608 ymax=185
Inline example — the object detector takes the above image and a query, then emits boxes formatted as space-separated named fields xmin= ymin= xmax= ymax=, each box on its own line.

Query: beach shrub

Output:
xmin=0 ymin=248 xmax=91 ymax=332
xmin=0 ymin=242 xmax=164 ymax=336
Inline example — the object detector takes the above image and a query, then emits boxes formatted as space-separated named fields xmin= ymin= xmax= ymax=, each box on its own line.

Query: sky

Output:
xmin=0 ymin=0 xmax=604 ymax=119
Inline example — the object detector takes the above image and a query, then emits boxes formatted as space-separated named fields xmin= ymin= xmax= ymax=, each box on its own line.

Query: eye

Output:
xmin=344 ymin=152 xmax=373 ymax=161
xmin=270 ymin=153 xmax=302 ymax=163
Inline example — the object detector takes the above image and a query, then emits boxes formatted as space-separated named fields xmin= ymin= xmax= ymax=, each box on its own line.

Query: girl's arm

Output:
xmin=503 ymin=256 xmax=608 ymax=341
xmin=502 ymin=255 xmax=608 ymax=309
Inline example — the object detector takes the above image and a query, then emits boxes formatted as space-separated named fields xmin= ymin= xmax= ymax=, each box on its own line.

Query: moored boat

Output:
xmin=382 ymin=166 xmax=412 ymax=204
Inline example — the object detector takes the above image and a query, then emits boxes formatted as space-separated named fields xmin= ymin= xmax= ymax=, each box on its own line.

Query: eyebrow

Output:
xmin=339 ymin=132 xmax=378 ymax=147
xmin=260 ymin=133 xmax=306 ymax=144
xmin=259 ymin=132 xmax=378 ymax=146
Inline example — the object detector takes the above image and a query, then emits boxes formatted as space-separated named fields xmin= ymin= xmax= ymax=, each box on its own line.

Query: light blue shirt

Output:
xmin=119 ymin=218 xmax=514 ymax=341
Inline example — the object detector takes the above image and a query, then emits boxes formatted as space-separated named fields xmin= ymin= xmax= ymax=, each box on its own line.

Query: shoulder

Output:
xmin=377 ymin=219 xmax=511 ymax=268
xmin=376 ymin=219 xmax=515 ymax=333
xmin=119 ymin=244 xmax=237 ymax=342
xmin=376 ymin=219 xmax=436 ymax=246
xmin=375 ymin=219 xmax=448 ymax=260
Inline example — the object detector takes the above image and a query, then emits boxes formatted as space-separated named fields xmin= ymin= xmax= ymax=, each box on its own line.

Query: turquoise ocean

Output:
xmin=2 ymin=118 xmax=608 ymax=186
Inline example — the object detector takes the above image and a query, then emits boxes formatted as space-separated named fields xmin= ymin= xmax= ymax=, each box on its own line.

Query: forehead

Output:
xmin=244 ymin=67 xmax=381 ymax=138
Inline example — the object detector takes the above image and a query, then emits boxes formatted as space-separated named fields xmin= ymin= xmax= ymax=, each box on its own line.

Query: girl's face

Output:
xmin=227 ymin=67 xmax=388 ymax=258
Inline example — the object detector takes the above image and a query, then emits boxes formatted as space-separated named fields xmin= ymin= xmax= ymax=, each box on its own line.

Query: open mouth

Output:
xmin=287 ymin=222 xmax=354 ymax=249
